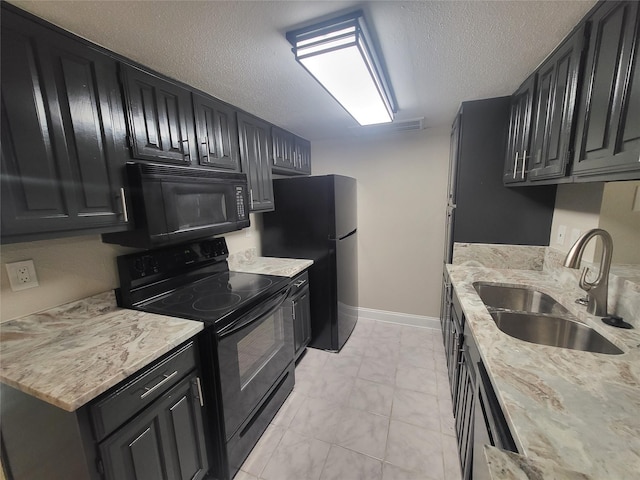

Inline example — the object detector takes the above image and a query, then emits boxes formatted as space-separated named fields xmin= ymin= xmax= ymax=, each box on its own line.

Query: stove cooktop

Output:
xmin=137 ymin=271 xmax=289 ymax=324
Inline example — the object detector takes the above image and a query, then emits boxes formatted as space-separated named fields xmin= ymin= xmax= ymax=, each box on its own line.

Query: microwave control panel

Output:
xmin=236 ymin=186 xmax=247 ymax=220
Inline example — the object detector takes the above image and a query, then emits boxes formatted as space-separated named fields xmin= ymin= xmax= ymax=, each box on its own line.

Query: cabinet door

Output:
xmin=271 ymin=126 xmax=295 ymax=170
xmin=292 ymin=286 xmax=311 ymax=358
xmin=294 ymin=136 xmax=312 ymax=174
xmin=121 ymin=64 xmax=195 ymax=165
xmin=528 ymin=26 xmax=585 ymax=181
xmin=237 ymin=112 xmax=274 ymax=212
xmin=447 ymin=308 xmax=463 ymax=408
xmin=503 ymin=75 xmax=535 ymax=184
xmin=192 ymin=93 xmax=240 ymax=171
xmin=572 ymin=1 xmax=640 ymax=179
xmin=1 ymin=10 xmax=128 ymax=241
xmin=454 ymin=348 xmax=475 ymax=480
xmin=100 ymin=373 xmax=208 ymax=480
xmin=162 ymin=376 xmax=209 ymax=480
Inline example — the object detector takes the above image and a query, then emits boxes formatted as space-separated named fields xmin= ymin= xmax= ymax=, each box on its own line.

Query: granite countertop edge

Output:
xmin=446 ymin=264 xmax=640 ymax=479
xmin=228 ymin=252 xmax=313 ymax=278
xmin=0 ymin=291 xmax=204 ymax=412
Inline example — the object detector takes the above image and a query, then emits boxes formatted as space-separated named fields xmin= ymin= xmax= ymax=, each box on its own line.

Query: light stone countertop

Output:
xmin=0 ymin=291 xmax=203 ymax=412
xmin=228 ymin=248 xmax=313 ymax=278
xmin=446 ymin=264 xmax=640 ymax=479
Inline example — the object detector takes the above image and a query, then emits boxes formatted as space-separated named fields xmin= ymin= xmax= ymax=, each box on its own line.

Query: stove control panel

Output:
xmin=118 ymin=238 xmax=229 ymax=282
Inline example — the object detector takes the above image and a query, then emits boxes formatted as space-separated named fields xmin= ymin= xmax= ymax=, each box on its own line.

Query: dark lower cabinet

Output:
xmin=0 ymin=341 xmax=210 ymax=480
xmin=442 ymin=285 xmax=518 ymax=480
xmin=290 ymin=271 xmax=312 ymax=360
xmin=99 ymin=373 xmax=208 ymax=480
xmin=444 ymin=288 xmax=474 ymax=480
xmin=121 ymin=64 xmax=196 ymax=165
xmin=1 ymin=6 xmax=129 ymax=243
xmin=572 ymin=1 xmax=640 ymax=180
xmin=237 ymin=112 xmax=275 ymax=212
xmin=454 ymin=345 xmax=475 ymax=480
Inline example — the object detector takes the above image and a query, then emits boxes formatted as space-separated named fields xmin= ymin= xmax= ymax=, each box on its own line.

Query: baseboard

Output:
xmin=356 ymin=307 xmax=440 ymax=331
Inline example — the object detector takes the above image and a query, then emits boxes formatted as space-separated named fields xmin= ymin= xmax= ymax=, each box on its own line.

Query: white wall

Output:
xmin=598 ymin=181 xmax=640 ymax=264
xmin=312 ymin=128 xmax=450 ymax=318
xmin=0 ymin=216 xmax=262 ymax=323
xmin=549 ymin=183 xmax=604 ymax=262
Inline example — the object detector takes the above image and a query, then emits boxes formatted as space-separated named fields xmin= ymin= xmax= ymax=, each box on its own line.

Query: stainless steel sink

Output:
xmin=474 ymin=282 xmax=570 ymax=316
xmin=490 ymin=311 xmax=623 ymax=355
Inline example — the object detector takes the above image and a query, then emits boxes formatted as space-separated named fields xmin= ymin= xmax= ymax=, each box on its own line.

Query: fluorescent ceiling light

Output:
xmin=287 ymin=11 xmax=396 ymax=126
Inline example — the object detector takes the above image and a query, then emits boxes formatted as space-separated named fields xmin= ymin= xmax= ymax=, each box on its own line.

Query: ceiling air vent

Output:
xmin=351 ymin=117 xmax=424 ymax=136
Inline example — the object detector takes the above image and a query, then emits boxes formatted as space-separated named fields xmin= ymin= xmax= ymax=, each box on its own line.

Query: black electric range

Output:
xmin=115 ymin=238 xmax=290 ymax=331
xmin=114 ymin=237 xmax=295 ymax=480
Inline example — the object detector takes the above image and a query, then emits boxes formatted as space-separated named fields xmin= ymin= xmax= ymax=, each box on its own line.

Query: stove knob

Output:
xmin=149 ymin=258 xmax=160 ymax=273
xmin=200 ymin=242 xmax=211 ymax=258
xmin=133 ymin=258 xmax=145 ymax=274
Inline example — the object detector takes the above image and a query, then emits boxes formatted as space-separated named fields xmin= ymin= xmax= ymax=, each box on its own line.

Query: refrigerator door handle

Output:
xmin=333 ymin=228 xmax=357 ymax=241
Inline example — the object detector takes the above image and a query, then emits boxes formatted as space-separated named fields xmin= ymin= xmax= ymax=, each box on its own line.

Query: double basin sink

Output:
xmin=473 ymin=283 xmax=623 ymax=355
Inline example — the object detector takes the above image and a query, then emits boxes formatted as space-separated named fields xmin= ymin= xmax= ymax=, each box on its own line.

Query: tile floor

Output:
xmin=235 ymin=318 xmax=462 ymax=480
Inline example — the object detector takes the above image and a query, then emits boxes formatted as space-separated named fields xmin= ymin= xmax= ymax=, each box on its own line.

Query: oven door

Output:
xmin=216 ymin=287 xmax=293 ymax=440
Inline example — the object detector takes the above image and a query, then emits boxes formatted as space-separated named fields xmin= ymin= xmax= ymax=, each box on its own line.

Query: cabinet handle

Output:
xmin=201 ymin=136 xmax=210 ymax=161
xmin=250 ymin=189 xmax=254 ymax=208
xmin=294 ymin=279 xmax=307 ymax=288
xmin=180 ymin=139 xmax=190 ymax=158
xmin=119 ymin=187 xmax=129 ymax=223
xmin=140 ymin=370 xmax=178 ymax=399
xmin=292 ymin=304 xmax=296 ymax=320
xmin=521 ymin=149 xmax=527 ymax=179
xmin=195 ymin=376 xmax=204 ymax=407
xmin=513 ymin=152 xmax=519 ymax=179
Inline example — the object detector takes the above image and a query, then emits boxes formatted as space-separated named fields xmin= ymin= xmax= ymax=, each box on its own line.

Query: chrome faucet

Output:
xmin=563 ymin=228 xmax=613 ymax=317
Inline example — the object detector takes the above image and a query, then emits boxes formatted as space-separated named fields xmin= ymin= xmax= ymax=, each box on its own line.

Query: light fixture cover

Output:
xmin=287 ymin=11 xmax=396 ymax=126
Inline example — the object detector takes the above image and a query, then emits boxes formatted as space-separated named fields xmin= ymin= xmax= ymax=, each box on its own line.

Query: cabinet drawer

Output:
xmin=290 ymin=271 xmax=309 ymax=294
xmin=91 ymin=341 xmax=197 ymax=441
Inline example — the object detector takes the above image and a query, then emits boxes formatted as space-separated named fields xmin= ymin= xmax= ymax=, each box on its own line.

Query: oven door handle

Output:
xmin=217 ymin=288 xmax=291 ymax=337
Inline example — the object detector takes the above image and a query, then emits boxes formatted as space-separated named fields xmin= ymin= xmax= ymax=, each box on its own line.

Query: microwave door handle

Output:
xmin=218 ymin=288 xmax=290 ymax=337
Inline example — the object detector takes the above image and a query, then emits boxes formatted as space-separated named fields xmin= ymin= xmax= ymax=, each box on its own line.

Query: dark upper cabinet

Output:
xmin=572 ymin=1 xmax=640 ymax=180
xmin=1 ymin=8 xmax=129 ymax=242
xmin=271 ymin=126 xmax=312 ymax=176
xmin=192 ymin=93 xmax=240 ymax=171
xmin=294 ymin=136 xmax=312 ymax=175
xmin=504 ymin=75 xmax=536 ymax=184
xmin=237 ymin=112 xmax=275 ymax=212
xmin=528 ymin=25 xmax=585 ymax=181
xmin=120 ymin=64 xmax=196 ymax=165
xmin=271 ymin=126 xmax=295 ymax=171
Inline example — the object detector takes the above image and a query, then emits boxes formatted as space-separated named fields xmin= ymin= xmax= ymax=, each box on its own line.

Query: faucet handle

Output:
xmin=579 ymin=267 xmax=595 ymax=291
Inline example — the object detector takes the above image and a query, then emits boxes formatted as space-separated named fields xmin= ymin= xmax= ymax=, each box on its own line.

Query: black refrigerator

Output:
xmin=262 ymin=175 xmax=358 ymax=352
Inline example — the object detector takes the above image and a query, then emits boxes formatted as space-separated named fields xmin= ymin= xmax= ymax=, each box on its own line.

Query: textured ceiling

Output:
xmin=10 ymin=0 xmax=597 ymax=140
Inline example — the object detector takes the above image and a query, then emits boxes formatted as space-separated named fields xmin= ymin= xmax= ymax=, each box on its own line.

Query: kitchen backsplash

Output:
xmin=452 ymin=243 xmax=546 ymax=270
xmin=0 ymin=217 xmax=262 ymax=323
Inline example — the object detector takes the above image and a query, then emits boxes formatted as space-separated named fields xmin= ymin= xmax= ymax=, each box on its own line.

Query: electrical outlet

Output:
xmin=556 ymin=225 xmax=567 ymax=245
xmin=6 ymin=260 xmax=39 ymax=291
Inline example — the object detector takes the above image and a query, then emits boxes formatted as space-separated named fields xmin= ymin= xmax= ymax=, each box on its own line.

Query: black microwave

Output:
xmin=102 ymin=163 xmax=250 ymax=248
